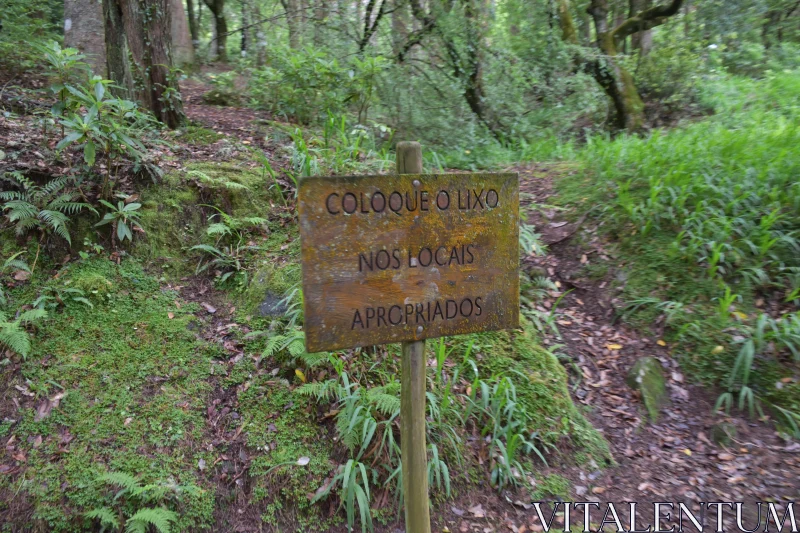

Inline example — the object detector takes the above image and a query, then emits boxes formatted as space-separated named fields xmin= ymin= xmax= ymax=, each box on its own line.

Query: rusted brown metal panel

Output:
xmin=298 ymin=173 xmax=520 ymax=353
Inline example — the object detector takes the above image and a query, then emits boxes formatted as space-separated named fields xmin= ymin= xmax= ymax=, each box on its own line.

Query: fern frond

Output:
xmin=286 ymin=337 xmax=306 ymax=357
xmin=367 ymin=393 xmax=400 ymax=417
xmin=298 ymin=351 xmax=328 ymax=368
xmin=206 ymin=223 xmax=232 ymax=236
xmin=41 ymin=175 xmax=70 ymax=195
xmin=17 ymin=308 xmax=47 ymax=323
xmin=0 ymin=323 xmax=31 ymax=358
xmin=84 ymin=507 xmax=120 ymax=529
xmin=241 ymin=217 xmax=268 ymax=227
xmin=125 ymin=507 xmax=178 ymax=533
xmin=97 ymin=471 xmax=143 ymax=494
xmin=4 ymin=201 xmax=37 ymax=222
xmin=261 ymin=335 xmax=285 ymax=358
xmin=296 ymin=379 xmax=339 ymax=401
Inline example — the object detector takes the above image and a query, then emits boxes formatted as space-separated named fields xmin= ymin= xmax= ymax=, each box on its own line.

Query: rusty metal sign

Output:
xmin=298 ymin=173 xmax=520 ymax=353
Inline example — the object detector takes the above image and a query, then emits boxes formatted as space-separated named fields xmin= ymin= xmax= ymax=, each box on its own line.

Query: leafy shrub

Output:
xmin=248 ymin=47 xmax=388 ymax=126
xmin=249 ymin=46 xmax=348 ymax=124
xmin=720 ymin=41 xmax=767 ymax=77
xmin=201 ymin=71 xmax=242 ymax=106
xmin=40 ymin=42 xmax=158 ymax=196
xmin=0 ymin=0 xmax=61 ymax=72
xmin=95 ymin=196 xmax=145 ymax=244
xmin=636 ymin=37 xmax=705 ymax=110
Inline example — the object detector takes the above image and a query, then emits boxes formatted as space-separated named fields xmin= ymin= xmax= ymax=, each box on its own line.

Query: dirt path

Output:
xmin=516 ymin=163 xmax=800 ymax=527
xmin=179 ymin=91 xmax=800 ymax=532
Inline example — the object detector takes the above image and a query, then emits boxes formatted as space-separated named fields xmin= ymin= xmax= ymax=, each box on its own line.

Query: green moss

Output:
xmin=0 ymin=258 xmax=214 ymax=531
xmin=531 ymin=473 xmax=572 ymax=500
xmin=240 ymin=262 xmax=301 ymax=316
xmin=180 ymin=124 xmax=225 ymax=146
xmin=237 ymin=379 xmax=338 ymax=531
xmin=131 ymin=173 xmax=202 ymax=275
xmin=626 ymin=357 xmax=668 ymax=422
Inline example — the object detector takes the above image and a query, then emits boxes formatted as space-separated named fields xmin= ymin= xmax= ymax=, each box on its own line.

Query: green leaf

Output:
xmin=84 ymin=140 xmax=96 ymax=166
xmin=56 ymin=132 xmax=83 ymax=151
xmin=95 ymin=81 xmax=105 ymax=101
xmin=117 ymin=221 xmax=132 ymax=242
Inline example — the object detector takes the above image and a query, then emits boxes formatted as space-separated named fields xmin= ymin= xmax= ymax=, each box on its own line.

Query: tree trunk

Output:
xmin=463 ymin=0 xmax=502 ymax=141
xmin=106 ymin=0 xmax=186 ymax=128
xmin=282 ymin=0 xmax=301 ymax=48
xmin=64 ymin=0 xmax=107 ymax=76
xmin=630 ymin=0 xmax=653 ymax=55
xmin=391 ymin=0 xmax=408 ymax=56
xmin=103 ymin=0 xmax=134 ymax=97
xmin=171 ymin=0 xmax=195 ymax=65
xmin=186 ymin=0 xmax=199 ymax=47
xmin=588 ymin=0 xmax=644 ymax=131
xmin=204 ymin=0 xmax=227 ymax=61
xmin=241 ymin=0 xmax=249 ymax=55
xmin=314 ymin=0 xmax=328 ymax=46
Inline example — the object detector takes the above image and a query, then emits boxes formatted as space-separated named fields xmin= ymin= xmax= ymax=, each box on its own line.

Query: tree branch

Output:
xmin=358 ymin=0 xmax=388 ymax=53
xmin=612 ymin=0 xmax=684 ymax=40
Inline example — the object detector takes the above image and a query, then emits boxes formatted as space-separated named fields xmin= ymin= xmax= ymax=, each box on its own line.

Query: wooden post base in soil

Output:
xmin=396 ymin=141 xmax=432 ymax=533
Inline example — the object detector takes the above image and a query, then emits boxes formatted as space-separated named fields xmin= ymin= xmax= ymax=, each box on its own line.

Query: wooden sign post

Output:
xmin=298 ymin=142 xmax=519 ymax=533
xmin=396 ymin=142 xmax=431 ymax=533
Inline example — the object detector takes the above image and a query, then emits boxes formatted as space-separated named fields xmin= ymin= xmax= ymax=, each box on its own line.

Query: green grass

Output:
xmin=552 ymin=70 xmax=800 ymax=432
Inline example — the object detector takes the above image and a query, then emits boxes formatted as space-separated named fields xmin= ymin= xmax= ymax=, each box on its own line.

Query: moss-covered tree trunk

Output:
xmin=588 ymin=0 xmax=645 ymax=132
xmin=105 ymin=0 xmax=186 ymax=128
xmin=558 ymin=0 xmax=683 ymax=133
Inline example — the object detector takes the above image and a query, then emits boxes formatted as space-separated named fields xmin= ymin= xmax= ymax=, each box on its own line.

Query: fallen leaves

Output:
xmin=469 ymin=504 xmax=486 ymax=518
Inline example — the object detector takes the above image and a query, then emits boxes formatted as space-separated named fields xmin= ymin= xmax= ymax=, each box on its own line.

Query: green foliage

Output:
xmin=40 ymin=42 xmax=157 ymax=195
xmin=0 ymin=0 xmax=61 ymax=72
xmin=0 ymin=252 xmax=30 ymax=306
xmin=635 ymin=27 xmax=705 ymax=112
xmin=311 ymin=459 xmax=373 ymax=533
xmin=95 ymin=197 xmax=144 ymax=244
xmin=249 ymin=46 xmax=350 ymax=124
xmin=0 ymin=308 xmax=47 ymax=359
xmin=0 ymin=172 xmax=94 ymax=245
xmin=85 ymin=471 xmax=190 ymax=533
xmin=190 ymin=205 xmax=266 ymax=286
xmin=201 ymin=71 xmax=242 ymax=106
xmin=32 ymin=285 xmax=93 ymax=310
xmin=555 ymin=71 xmax=800 ymax=432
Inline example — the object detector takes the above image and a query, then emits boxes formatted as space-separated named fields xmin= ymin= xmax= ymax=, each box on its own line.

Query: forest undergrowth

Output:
xmin=0 ymin=21 xmax=799 ymax=531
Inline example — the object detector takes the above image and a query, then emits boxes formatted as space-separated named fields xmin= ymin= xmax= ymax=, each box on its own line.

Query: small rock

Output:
xmin=626 ymin=356 xmax=668 ymax=422
xmin=258 ymin=292 xmax=289 ymax=317
xmin=574 ymin=485 xmax=587 ymax=496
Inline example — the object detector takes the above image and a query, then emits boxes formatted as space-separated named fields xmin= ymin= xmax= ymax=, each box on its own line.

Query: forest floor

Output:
xmin=176 ymin=87 xmax=800 ymax=530
xmin=1 ymin=73 xmax=799 ymax=532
